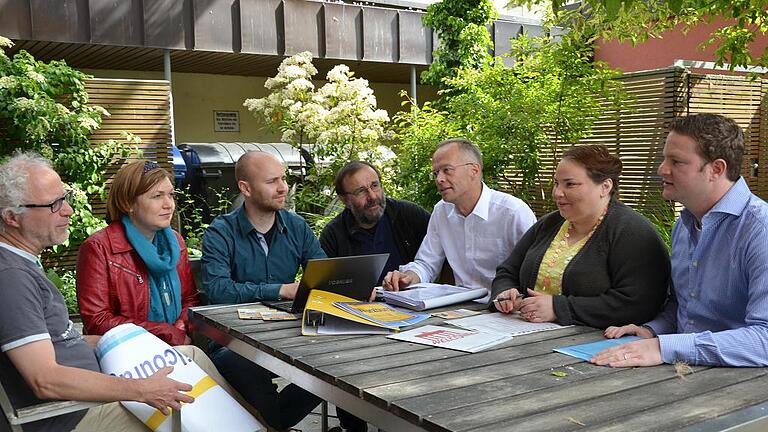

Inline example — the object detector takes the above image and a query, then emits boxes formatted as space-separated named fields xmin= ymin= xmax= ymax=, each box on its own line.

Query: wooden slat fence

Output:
xmin=686 ymin=73 xmax=763 ymax=194
xmin=42 ymin=70 xmax=767 ymax=267
xmin=42 ymin=78 xmax=172 ymax=269
xmin=500 ymin=67 xmax=767 ymax=218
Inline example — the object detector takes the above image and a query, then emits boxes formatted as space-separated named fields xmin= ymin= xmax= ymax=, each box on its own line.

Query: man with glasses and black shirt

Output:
xmin=383 ymin=138 xmax=537 ymax=302
xmin=319 ymin=161 xmax=430 ymax=432
xmin=320 ymin=161 xmax=431 ymax=284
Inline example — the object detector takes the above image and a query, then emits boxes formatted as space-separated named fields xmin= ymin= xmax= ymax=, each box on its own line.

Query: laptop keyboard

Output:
xmin=267 ymin=300 xmax=294 ymax=312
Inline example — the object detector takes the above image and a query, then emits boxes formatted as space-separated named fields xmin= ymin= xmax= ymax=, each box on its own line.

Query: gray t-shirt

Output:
xmin=0 ymin=247 xmax=100 ymax=432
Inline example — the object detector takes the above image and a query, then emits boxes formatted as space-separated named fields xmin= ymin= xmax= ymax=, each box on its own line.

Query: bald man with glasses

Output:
xmin=383 ymin=138 xmax=536 ymax=302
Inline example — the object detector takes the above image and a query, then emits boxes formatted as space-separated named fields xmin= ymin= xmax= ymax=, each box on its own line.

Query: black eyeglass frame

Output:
xmin=20 ymin=190 xmax=74 ymax=213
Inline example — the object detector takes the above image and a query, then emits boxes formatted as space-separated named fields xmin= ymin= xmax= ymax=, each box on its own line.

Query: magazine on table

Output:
xmin=387 ymin=325 xmax=513 ymax=353
xmin=301 ymin=290 xmax=429 ymax=336
xmin=333 ymin=301 xmax=430 ymax=328
xmin=382 ymin=283 xmax=488 ymax=311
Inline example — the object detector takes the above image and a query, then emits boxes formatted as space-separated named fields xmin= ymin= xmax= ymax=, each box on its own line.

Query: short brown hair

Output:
xmin=561 ymin=144 xmax=622 ymax=197
xmin=669 ymin=113 xmax=744 ymax=181
xmin=107 ymin=160 xmax=174 ymax=221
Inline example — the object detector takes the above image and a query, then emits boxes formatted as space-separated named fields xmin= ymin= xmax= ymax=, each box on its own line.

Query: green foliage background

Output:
xmin=512 ymin=0 xmax=768 ymax=71
xmin=421 ymin=0 xmax=498 ymax=88
xmin=1 ymin=38 xmax=138 ymax=313
xmin=395 ymin=4 xmax=628 ymax=211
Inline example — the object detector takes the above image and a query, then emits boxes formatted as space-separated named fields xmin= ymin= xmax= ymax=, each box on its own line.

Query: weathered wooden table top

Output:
xmin=190 ymin=303 xmax=768 ymax=432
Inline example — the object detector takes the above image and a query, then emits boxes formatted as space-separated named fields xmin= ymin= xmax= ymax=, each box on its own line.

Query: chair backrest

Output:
xmin=1 ymin=380 xmax=101 ymax=432
xmin=0 ymin=378 xmax=19 ymax=432
xmin=0 ymin=366 xmax=180 ymax=432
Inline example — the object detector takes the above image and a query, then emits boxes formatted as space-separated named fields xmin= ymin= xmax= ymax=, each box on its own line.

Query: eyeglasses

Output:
xmin=429 ymin=162 xmax=476 ymax=180
xmin=345 ymin=181 xmax=382 ymax=198
xmin=21 ymin=190 xmax=73 ymax=213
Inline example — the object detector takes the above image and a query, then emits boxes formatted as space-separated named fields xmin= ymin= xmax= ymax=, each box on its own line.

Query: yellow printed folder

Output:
xmin=301 ymin=290 xmax=429 ymax=336
xmin=333 ymin=302 xmax=430 ymax=328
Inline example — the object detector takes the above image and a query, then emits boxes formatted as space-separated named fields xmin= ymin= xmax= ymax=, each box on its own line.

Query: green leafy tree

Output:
xmin=0 ymin=37 xmax=137 ymax=250
xmin=392 ymin=98 xmax=462 ymax=209
xmin=0 ymin=37 xmax=106 ymax=152
xmin=421 ymin=0 xmax=498 ymax=88
xmin=512 ymin=0 xmax=768 ymax=70
xmin=394 ymin=34 xmax=627 ymax=209
xmin=446 ymin=35 xmax=625 ymax=196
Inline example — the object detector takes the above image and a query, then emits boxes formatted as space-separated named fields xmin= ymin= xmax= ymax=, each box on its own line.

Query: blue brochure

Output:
xmin=553 ymin=336 xmax=641 ymax=361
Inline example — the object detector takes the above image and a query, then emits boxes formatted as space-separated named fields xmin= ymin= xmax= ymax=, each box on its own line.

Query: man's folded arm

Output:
xmin=6 ymin=339 xmax=193 ymax=411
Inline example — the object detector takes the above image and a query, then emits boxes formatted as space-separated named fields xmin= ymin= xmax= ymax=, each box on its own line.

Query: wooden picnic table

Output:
xmin=189 ymin=303 xmax=768 ymax=432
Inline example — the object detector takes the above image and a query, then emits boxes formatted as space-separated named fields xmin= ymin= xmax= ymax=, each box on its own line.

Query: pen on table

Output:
xmin=493 ymin=291 xmax=524 ymax=306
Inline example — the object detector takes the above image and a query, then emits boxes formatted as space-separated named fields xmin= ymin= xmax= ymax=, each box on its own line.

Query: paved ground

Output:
xmin=276 ymin=377 xmax=363 ymax=432
xmin=291 ymin=402 xmax=343 ymax=432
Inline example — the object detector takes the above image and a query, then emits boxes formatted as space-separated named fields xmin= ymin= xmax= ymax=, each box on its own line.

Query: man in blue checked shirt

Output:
xmin=592 ymin=113 xmax=768 ymax=367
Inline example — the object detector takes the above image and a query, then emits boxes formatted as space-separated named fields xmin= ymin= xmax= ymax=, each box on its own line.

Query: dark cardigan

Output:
xmin=491 ymin=200 xmax=670 ymax=328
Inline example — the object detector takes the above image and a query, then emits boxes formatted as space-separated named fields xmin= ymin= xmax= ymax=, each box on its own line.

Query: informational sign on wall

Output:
xmin=214 ymin=111 xmax=240 ymax=132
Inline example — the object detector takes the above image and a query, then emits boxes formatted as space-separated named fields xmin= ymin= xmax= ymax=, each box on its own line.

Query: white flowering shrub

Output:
xmin=244 ymin=52 xmax=392 ymax=219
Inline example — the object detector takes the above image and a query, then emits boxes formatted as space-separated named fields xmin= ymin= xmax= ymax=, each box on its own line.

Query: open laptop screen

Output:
xmin=265 ymin=253 xmax=389 ymax=313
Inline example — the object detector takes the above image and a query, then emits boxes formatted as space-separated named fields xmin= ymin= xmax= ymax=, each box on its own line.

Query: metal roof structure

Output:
xmin=0 ymin=0 xmax=553 ymax=83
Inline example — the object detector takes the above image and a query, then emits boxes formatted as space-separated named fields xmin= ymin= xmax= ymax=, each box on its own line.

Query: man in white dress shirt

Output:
xmin=383 ymin=138 xmax=536 ymax=299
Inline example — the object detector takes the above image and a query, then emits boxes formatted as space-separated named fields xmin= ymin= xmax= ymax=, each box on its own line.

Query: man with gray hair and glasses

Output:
xmin=383 ymin=138 xmax=536 ymax=301
xmin=0 ymin=152 xmax=201 ymax=431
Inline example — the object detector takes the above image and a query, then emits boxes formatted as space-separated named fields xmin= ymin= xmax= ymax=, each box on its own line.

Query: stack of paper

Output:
xmin=382 ymin=283 xmax=488 ymax=311
xmin=387 ymin=325 xmax=513 ymax=353
xmin=446 ymin=313 xmax=567 ymax=336
xmin=238 ymin=307 xmax=298 ymax=321
xmin=386 ymin=312 xmax=570 ymax=353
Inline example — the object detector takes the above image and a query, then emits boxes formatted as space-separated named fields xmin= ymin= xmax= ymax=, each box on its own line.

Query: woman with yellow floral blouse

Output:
xmin=491 ymin=145 xmax=669 ymax=328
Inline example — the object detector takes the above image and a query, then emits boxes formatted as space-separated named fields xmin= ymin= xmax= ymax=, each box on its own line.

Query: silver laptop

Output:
xmin=264 ymin=253 xmax=389 ymax=313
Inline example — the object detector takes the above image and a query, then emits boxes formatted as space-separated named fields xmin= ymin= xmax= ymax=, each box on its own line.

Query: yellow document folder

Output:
xmin=301 ymin=290 xmax=401 ymax=336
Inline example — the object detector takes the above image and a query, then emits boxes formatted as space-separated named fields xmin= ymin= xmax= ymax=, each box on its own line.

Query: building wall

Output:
xmin=85 ymin=69 xmax=438 ymax=144
xmin=594 ymin=17 xmax=768 ymax=73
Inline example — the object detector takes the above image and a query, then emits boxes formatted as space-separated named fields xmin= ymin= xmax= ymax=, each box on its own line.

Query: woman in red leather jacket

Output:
xmin=77 ymin=160 xmax=198 ymax=345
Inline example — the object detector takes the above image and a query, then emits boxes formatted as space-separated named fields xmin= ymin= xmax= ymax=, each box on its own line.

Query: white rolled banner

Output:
xmin=95 ymin=323 xmax=262 ymax=432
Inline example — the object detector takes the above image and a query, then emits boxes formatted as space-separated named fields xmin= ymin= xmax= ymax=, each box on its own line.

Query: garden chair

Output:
xmin=0 ymin=377 xmax=181 ymax=432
